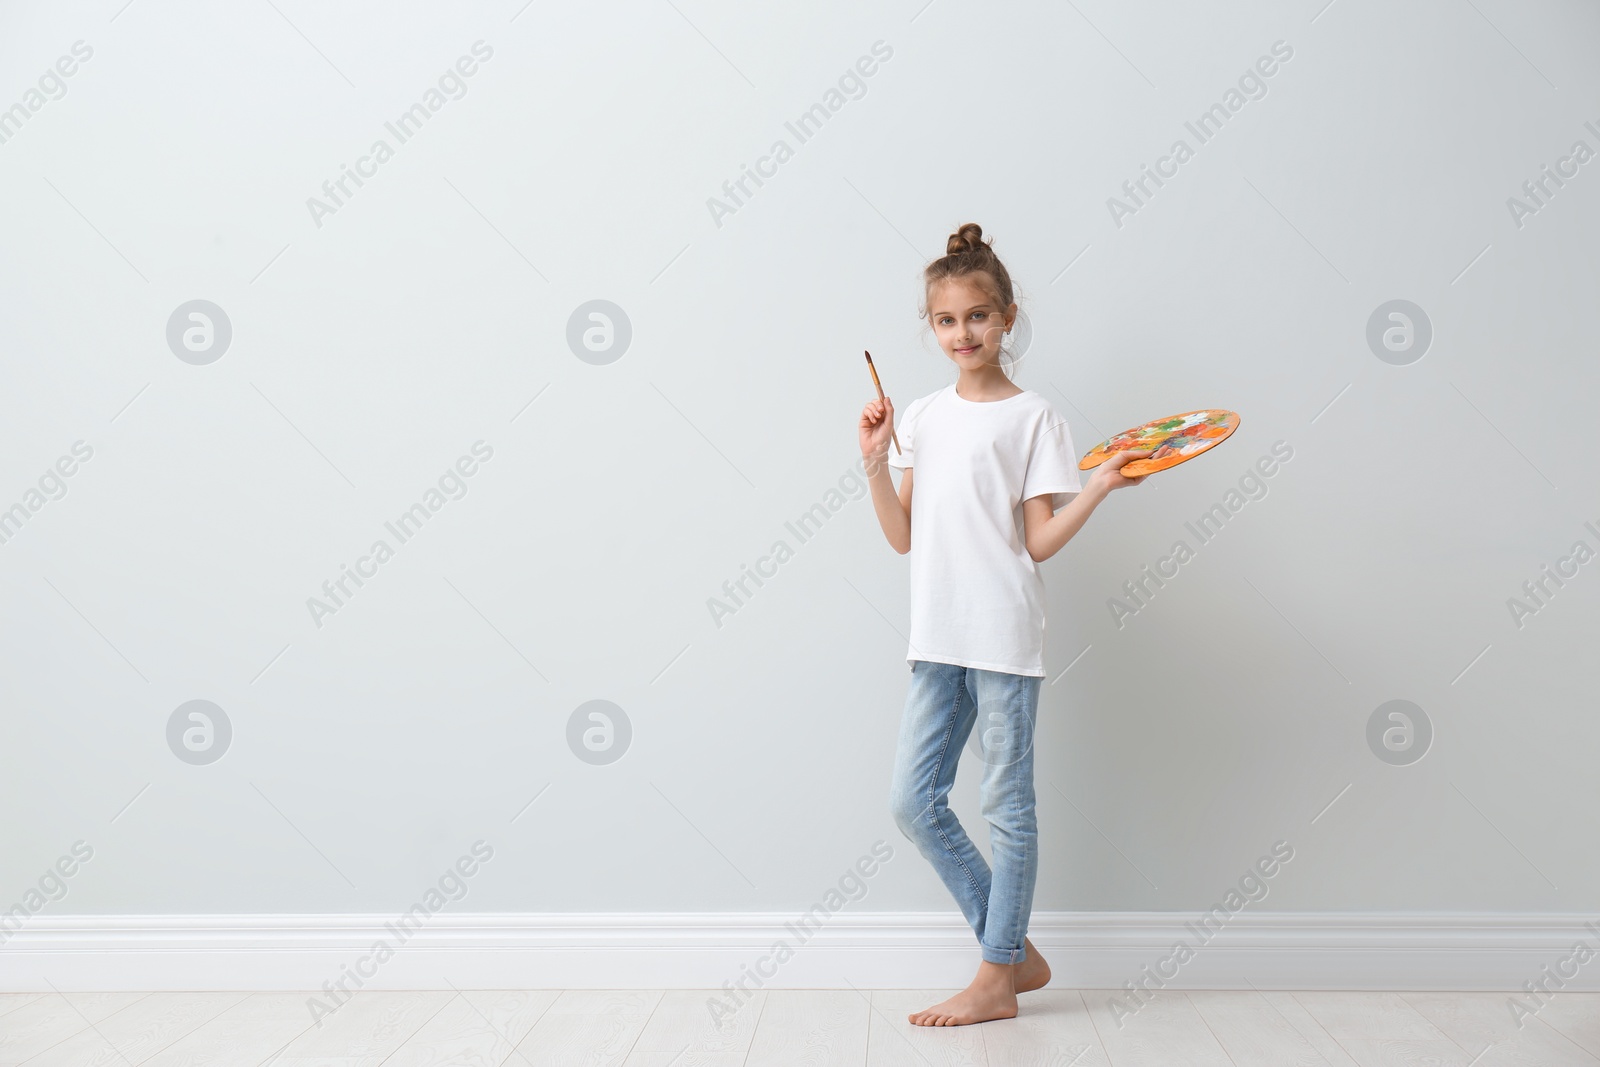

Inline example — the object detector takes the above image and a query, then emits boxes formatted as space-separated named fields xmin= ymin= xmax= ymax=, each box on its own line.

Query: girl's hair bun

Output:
xmin=945 ymin=222 xmax=989 ymax=257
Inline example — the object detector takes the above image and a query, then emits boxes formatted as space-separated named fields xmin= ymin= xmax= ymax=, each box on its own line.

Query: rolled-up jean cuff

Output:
xmin=981 ymin=942 xmax=1027 ymax=965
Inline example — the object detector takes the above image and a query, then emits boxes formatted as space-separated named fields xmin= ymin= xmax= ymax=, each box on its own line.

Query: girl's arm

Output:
xmin=860 ymin=396 xmax=911 ymax=554
xmin=865 ymin=451 xmax=911 ymax=554
xmin=1023 ymin=450 xmax=1152 ymax=563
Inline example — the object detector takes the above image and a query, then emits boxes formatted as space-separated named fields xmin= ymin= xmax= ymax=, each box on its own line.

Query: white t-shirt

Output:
xmin=886 ymin=383 xmax=1084 ymax=678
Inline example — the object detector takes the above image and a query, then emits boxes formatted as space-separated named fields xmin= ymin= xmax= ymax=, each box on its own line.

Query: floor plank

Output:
xmin=1328 ymin=1038 xmax=1474 ymax=1067
xmin=740 ymin=990 xmax=870 ymax=1067
xmin=982 ymin=990 xmax=1109 ymax=1067
xmin=1186 ymin=989 xmax=1335 ymax=1067
xmin=383 ymin=990 xmax=557 ymax=1067
xmin=1080 ymin=989 xmax=1232 ymax=1067
xmin=1403 ymin=990 xmax=1600 ymax=1066
xmin=19 ymin=992 xmax=249 ymax=1067
xmin=1252 ymin=993 xmax=1362 ymax=1067
xmin=866 ymin=990 xmax=987 ymax=1067
xmin=1291 ymin=992 xmax=1452 ymax=1041
xmin=1540 ymin=995 xmax=1600 ymax=1060
xmin=623 ymin=989 xmax=766 ymax=1067
xmin=547 ymin=990 xmax=664 ymax=1016
xmin=0 ymin=996 xmax=43 ymax=1023
xmin=265 ymin=990 xmax=454 ymax=1066
xmin=511 ymin=1012 xmax=654 ymax=1067
xmin=140 ymin=992 xmax=324 ymax=1067
xmin=0 ymin=993 xmax=151 ymax=1066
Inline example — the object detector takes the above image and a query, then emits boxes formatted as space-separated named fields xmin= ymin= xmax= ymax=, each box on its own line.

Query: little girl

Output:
xmin=859 ymin=223 xmax=1150 ymax=1027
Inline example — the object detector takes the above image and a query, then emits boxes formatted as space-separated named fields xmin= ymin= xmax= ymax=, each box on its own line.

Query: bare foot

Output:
xmin=908 ymin=961 xmax=1018 ymax=1026
xmin=1013 ymin=937 xmax=1051 ymax=993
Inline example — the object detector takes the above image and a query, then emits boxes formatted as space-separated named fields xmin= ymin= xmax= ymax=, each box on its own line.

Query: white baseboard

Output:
xmin=2 ymin=911 xmax=1597 ymax=992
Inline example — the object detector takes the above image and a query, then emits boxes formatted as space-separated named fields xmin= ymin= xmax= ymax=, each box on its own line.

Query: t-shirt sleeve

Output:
xmin=1022 ymin=411 xmax=1084 ymax=511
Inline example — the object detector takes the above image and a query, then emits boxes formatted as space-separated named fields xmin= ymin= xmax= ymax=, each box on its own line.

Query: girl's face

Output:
xmin=929 ymin=276 xmax=1016 ymax=372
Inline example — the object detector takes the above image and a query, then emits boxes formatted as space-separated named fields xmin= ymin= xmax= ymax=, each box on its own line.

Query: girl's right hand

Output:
xmin=1090 ymin=448 xmax=1155 ymax=492
xmin=860 ymin=395 xmax=894 ymax=459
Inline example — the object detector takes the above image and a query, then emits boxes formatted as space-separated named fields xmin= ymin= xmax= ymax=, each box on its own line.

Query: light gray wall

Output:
xmin=2 ymin=0 xmax=1596 ymax=922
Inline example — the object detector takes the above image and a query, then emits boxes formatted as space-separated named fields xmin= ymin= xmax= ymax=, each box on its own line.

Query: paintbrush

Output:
xmin=863 ymin=350 xmax=901 ymax=455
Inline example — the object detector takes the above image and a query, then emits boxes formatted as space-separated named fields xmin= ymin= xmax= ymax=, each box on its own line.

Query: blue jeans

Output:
xmin=888 ymin=659 xmax=1042 ymax=965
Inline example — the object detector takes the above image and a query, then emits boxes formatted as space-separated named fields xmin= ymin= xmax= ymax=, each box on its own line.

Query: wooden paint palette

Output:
xmin=1079 ymin=409 xmax=1241 ymax=477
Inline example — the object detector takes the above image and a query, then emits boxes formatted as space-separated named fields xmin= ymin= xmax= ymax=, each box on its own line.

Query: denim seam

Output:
xmin=977 ymin=678 xmax=1035 ymax=963
xmin=924 ymin=668 xmax=989 ymax=917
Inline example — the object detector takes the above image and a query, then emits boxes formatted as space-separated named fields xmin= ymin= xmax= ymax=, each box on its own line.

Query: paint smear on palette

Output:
xmin=1079 ymin=409 xmax=1241 ymax=477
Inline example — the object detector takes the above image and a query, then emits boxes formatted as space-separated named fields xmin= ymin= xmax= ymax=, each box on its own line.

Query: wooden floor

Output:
xmin=0 ymin=988 xmax=1596 ymax=1066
